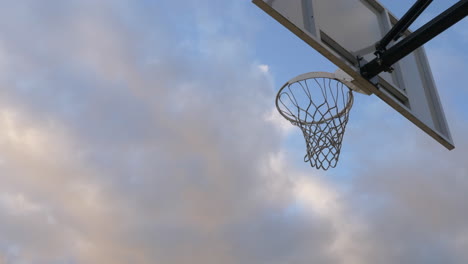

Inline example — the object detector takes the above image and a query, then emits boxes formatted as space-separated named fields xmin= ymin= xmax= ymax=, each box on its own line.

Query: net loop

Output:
xmin=276 ymin=72 xmax=354 ymax=170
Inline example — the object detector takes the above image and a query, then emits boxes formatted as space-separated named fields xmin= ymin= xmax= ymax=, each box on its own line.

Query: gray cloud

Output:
xmin=343 ymin=83 xmax=468 ymax=263
xmin=1 ymin=1 xmax=467 ymax=264
xmin=0 ymin=1 xmax=339 ymax=263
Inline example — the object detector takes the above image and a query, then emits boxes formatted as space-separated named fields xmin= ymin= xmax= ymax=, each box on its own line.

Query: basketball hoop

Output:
xmin=276 ymin=72 xmax=357 ymax=170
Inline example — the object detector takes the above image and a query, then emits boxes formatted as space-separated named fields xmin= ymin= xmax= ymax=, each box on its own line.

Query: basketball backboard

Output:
xmin=253 ymin=0 xmax=454 ymax=149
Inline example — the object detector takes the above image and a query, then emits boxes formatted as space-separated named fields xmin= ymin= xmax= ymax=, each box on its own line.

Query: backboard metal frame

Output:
xmin=253 ymin=0 xmax=454 ymax=149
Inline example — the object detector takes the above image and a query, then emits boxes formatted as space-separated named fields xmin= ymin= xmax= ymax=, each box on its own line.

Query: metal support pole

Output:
xmin=376 ymin=0 xmax=433 ymax=53
xmin=362 ymin=0 xmax=468 ymax=79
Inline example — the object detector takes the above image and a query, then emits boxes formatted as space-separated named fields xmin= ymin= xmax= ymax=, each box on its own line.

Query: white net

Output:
xmin=276 ymin=73 xmax=354 ymax=170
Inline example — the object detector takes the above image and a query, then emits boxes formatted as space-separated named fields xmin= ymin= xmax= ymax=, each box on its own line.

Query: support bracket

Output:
xmin=361 ymin=0 xmax=468 ymax=80
xmin=375 ymin=0 xmax=433 ymax=55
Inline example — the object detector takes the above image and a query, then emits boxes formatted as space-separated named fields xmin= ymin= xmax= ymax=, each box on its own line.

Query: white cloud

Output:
xmin=293 ymin=177 xmax=370 ymax=264
xmin=0 ymin=193 xmax=43 ymax=216
xmin=264 ymin=152 xmax=372 ymax=264
xmin=264 ymin=107 xmax=295 ymax=135
xmin=258 ymin=64 xmax=270 ymax=73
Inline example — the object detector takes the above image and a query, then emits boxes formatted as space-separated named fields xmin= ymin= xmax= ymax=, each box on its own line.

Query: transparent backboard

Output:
xmin=253 ymin=0 xmax=454 ymax=149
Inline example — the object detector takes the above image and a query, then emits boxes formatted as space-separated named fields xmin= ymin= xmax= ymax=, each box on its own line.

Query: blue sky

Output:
xmin=0 ymin=0 xmax=467 ymax=263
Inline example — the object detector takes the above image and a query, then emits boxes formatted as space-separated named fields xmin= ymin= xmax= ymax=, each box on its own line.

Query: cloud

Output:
xmin=0 ymin=1 xmax=344 ymax=263
xmin=258 ymin=64 xmax=270 ymax=73
xmin=342 ymin=90 xmax=468 ymax=264
xmin=1 ymin=1 xmax=468 ymax=264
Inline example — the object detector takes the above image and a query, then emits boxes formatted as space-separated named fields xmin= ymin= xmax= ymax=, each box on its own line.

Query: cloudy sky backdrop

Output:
xmin=0 ymin=0 xmax=467 ymax=263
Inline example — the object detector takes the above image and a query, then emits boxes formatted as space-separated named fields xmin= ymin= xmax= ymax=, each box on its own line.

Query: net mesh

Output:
xmin=276 ymin=76 xmax=354 ymax=170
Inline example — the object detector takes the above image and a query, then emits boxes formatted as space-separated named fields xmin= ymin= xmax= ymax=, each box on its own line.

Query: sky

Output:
xmin=0 ymin=0 xmax=467 ymax=263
